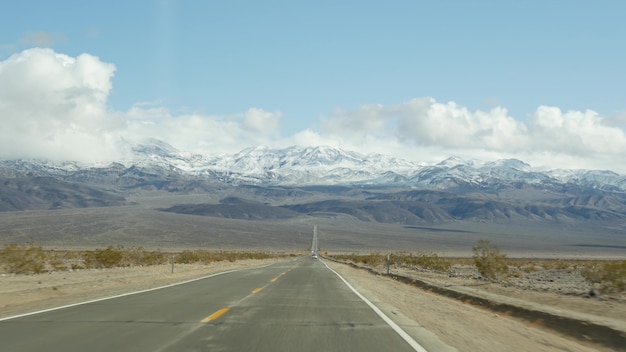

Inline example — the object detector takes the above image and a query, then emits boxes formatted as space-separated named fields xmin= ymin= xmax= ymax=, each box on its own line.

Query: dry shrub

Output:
xmin=581 ymin=261 xmax=626 ymax=294
xmin=396 ymin=252 xmax=451 ymax=272
xmin=49 ymin=259 xmax=68 ymax=271
xmin=357 ymin=252 xmax=386 ymax=266
xmin=176 ymin=250 xmax=275 ymax=264
xmin=121 ymin=247 xmax=168 ymax=266
xmin=472 ymin=240 xmax=508 ymax=280
xmin=83 ymin=246 xmax=124 ymax=268
xmin=334 ymin=252 xmax=386 ymax=266
xmin=334 ymin=252 xmax=450 ymax=272
xmin=176 ymin=250 xmax=203 ymax=264
xmin=0 ymin=244 xmax=285 ymax=274
xmin=0 ymin=243 xmax=46 ymax=274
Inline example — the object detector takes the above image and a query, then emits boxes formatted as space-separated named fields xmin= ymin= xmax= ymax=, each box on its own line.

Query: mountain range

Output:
xmin=2 ymin=139 xmax=626 ymax=224
xmin=2 ymin=138 xmax=626 ymax=192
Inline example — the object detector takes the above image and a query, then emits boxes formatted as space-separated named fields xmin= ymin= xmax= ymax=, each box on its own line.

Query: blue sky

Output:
xmin=1 ymin=1 xmax=626 ymax=171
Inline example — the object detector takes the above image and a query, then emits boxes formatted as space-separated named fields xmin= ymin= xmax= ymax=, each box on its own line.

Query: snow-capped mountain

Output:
xmin=407 ymin=157 xmax=558 ymax=191
xmin=2 ymin=139 xmax=626 ymax=193
xmin=123 ymin=141 xmax=421 ymax=185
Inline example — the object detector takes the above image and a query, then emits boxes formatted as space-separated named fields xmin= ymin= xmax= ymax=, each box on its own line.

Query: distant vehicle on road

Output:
xmin=311 ymin=225 xmax=319 ymax=259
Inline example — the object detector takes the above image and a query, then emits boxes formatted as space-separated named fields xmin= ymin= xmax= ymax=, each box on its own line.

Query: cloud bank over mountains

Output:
xmin=1 ymin=48 xmax=625 ymax=172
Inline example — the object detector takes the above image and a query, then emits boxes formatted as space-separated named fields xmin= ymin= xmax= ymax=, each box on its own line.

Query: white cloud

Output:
xmin=393 ymin=98 xmax=529 ymax=151
xmin=242 ymin=108 xmax=281 ymax=136
xmin=530 ymin=107 xmax=626 ymax=155
xmin=1 ymin=48 xmax=625 ymax=173
xmin=322 ymin=104 xmax=388 ymax=137
xmin=0 ymin=48 xmax=123 ymax=162
xmin=0 ymin=48 xmax=285 ymax=160
xmin=320 ymin=97 xmax=626 ymax=172
xmin=125 ymin=106 xmax=282 ymax=154
xmin=320 ymin=97 xmax=530 ymax=154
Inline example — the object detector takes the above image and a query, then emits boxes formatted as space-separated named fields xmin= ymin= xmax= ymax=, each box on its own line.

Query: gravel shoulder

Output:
xmin=325 ymin=260 xmax=622 ymax=352
xmin=394 ymin=264 xmax=626 ymax=329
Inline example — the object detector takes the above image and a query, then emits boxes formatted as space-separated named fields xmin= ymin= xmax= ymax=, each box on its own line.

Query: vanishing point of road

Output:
xmin=0 ymin=258 xmax=428 ymax=352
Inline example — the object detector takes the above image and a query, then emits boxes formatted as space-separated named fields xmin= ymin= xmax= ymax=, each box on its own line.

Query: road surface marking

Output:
xmin=322 ymin=261 xmax=429 ymax=352
xmin=0 ymin=265 xmax=274 ymax=322
xmin=200 ymin=308 xmax=230 ymax=323
xmin=271 ymin=277 xmax=278 ymax=282
xmin=252 ymin=287 xmax=263 ymax=294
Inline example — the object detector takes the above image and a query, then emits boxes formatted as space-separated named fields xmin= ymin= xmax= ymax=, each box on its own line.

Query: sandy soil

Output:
xmin=325 ymin=261 xmax=624 ymax=352
xmin=1 ymin=258 xmax=624 ymax=351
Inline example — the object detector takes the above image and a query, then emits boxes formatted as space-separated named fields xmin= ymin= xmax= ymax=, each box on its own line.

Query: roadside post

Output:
xmin=171 ymin=255 xmax=175 ymax=274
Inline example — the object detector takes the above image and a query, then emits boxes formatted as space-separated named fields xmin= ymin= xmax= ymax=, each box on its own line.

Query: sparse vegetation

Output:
xmin=330 ymin=246 xmax=625 ymax=298
xmin=175 ymin=250 xmax=276 ymax=264
xmin=121 ymin=246 xmax=169 ymax=267
xmin=0 ymin=243 xmax=287 ymax=274
xmin=83 ymin=246 xmax=123 ymax=268
xmin=330 ymin=249 xmax=626 ymax=293
xmin=2 ymin=241 xmax=623 ymax=297
xmin=472 ymin=239 xmax=509 ymax=280
xmin=395 ymin=252 xmax=451 ymax=272
xmin=0 ymin=243 xmax=46 ymax=274
xmin=581 ymin=260 xmax=626 ymax=294
xmin=332 ymin=252 xmax=451 ymax=272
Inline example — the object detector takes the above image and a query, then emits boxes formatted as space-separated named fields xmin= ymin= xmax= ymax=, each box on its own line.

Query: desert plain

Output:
xmin=1 ymin=193 xmax=625 ymax=351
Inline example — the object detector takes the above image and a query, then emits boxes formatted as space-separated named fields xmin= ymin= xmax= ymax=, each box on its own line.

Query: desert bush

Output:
xmin=0 ymin=245 xmax=285 ymax=273
xmin=332 ymin=253 xmax=385 ymax=266
xmin=472 ymin=240 xmax=508 ymax=280
xmin=176 ymin=250 xmax=204 ymax=264
xmin=216 ymin=251 xmax=238 ymax=262
xmin=339 ymin=252 xmax=386 ymax=266
xmin=138 ymin=249 xmax=168 ymax=266
xmin=0 ymin=243 xmax=47 ymax=274
xmin=121 ymin=247 xmax=168 ymax=266
xmin=175 ymin=250 xmax=275 ymax=264
xmin=49 ymin=258 xmax=68 ymax=271
xmin=361 ymin=252 xmax=386 ymax=266
xmin=333 ymin=252 xmax=450 ymax=272
xmin=83 ymin=246 xmax=124 ymax=268
xmin=552 ymin=260 xmax=572 ymax=270
xmin=450 ymin=257 xmax=474 ymax=266
xmin=581 ymin=261 xmax=626 ymax=293
xmin=332 ymin=253 xmax=356 ymax=262
xmin=397 ymin=252 xmax=451 ymax=272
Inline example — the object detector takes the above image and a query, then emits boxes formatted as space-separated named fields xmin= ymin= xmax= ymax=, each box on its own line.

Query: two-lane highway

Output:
xmin=0 ymin=258 xmax=426 ymax=352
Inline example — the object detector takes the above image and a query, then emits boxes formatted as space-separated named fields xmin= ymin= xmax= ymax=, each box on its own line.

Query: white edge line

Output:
xmin=0 ymin=264 xmax=274 ymax=322
xmin=322 ymin=260 xmax=429 ymax=352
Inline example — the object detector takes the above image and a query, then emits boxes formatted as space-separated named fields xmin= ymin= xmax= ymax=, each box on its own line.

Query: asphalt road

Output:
xmin=0 ymin=258 xmax=426 ymax=352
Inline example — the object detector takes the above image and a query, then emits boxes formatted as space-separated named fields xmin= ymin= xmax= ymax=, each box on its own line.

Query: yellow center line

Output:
xmin=281 ymin=272 xmax=286 ymax=275
xmin=200 ymin=307 xmax=229 ymax=323
xmin=252 ymin=287 xmax=262 ymax=294
xmin=270 ymin=278 xmax=277 ymax=282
